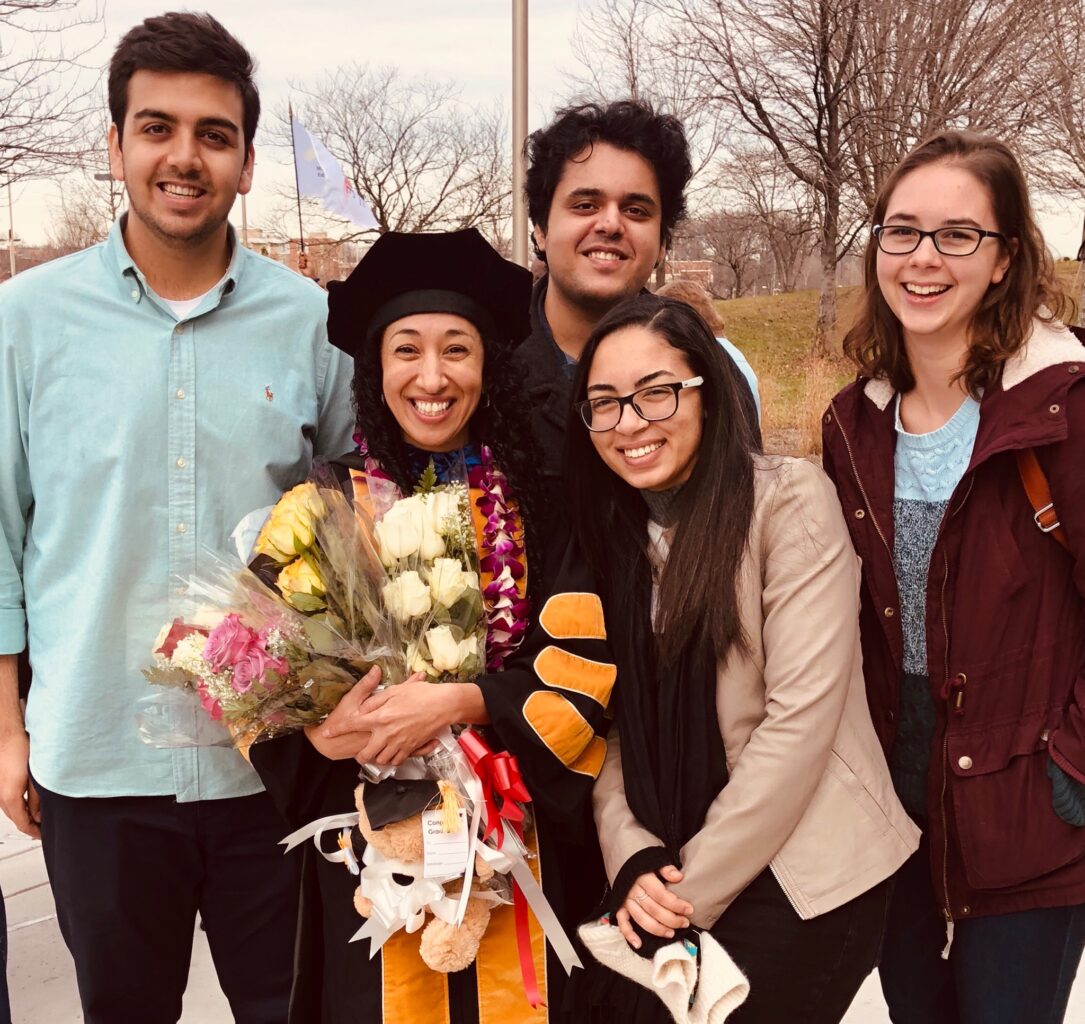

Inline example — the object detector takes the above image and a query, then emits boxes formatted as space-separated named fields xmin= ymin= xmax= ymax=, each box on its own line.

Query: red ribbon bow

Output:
xmin=457 ymin=730 xmax=531 ymax=846
xmin=458 ymin=730 xmax=543 ymax=1008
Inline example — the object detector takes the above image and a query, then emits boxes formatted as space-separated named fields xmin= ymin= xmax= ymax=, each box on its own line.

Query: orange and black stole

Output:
xmin=348 ymin=469 xmax=547 ymax=1023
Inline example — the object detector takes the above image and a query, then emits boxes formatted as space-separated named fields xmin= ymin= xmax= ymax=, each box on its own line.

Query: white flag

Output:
xmin=291 ymin=118 xmax=379 ymax=230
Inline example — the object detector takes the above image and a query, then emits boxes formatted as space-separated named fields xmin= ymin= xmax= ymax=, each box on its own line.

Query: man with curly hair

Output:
xmin=518 ymin=100 xmax=758 ymax=498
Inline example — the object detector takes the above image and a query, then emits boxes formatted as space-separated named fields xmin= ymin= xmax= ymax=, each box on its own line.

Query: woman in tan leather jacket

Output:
xmin=564 ymin=293 xmax=919 ymax=1023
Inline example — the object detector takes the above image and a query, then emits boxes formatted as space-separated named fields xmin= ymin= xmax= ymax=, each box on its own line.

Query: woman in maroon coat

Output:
xmin=822 ymin=130 xmax=1085 ymax=1023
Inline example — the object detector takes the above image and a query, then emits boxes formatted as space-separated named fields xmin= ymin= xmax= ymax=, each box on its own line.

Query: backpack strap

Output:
xmin=1016 ymin=448 xmax=1069 ymax=550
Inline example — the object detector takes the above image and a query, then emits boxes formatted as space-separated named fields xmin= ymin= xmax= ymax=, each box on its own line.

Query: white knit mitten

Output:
xmin=578 ymin=918 xmax=749 ymax=1024
xmin=688 ymin=931 xmax=749 ymax=1024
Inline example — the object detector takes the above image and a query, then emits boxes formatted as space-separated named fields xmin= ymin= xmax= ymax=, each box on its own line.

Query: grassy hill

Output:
xmin=719 ymin=260 xmax=1083 ymax=455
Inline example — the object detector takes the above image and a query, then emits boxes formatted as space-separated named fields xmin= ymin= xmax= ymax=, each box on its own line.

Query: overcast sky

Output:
xmin=10 ymin=0 xmax=1082 ymax=257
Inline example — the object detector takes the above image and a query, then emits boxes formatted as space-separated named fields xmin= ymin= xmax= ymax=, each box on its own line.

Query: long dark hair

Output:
xmin=352 ymin=329 xmax=539 ymax=541
xmin=565 ymin=294 xmax=756 ymax=668
xmin=843 ymin=130 xmax=1070 ymax=396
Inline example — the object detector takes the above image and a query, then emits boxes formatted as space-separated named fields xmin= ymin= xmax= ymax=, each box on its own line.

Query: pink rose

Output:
xmin=230 ymin=646 xmax=288 ymax=694
xmin=204 ymin=614 xmax=258 ymax=671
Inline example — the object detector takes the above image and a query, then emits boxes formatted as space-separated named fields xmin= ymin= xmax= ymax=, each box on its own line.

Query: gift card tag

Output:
xmin=422 ymin=809 xmax=470 ymax=878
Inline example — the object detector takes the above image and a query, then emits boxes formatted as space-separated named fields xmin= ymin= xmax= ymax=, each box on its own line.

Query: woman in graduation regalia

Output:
xmin=251 ymin=229 xmax=611 ymax=1024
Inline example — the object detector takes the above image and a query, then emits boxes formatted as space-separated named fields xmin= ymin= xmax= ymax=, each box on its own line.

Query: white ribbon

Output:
xmin=349 ymin=844 xmax=478 ymax=955
xmin=279 ymin=812 xmax=360 ymax=855
xmin=430 ymin=728 xmax=484 ymax=928
xmin=276 ymin=745 xmax=582 ymax=977
xmin=476 ymin=836 xmax=583 ymax=975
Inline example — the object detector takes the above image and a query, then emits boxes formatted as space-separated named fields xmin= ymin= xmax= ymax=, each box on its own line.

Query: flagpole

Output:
xmin=288 ymin=101 xmax=306 ymax=255
xmin=511 ymin=0 xmax=528 ymax=268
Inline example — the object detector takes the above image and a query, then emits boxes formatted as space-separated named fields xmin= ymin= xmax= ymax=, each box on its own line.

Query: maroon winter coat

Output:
xmin=822 ymin=319 xmax=1085 ymax=922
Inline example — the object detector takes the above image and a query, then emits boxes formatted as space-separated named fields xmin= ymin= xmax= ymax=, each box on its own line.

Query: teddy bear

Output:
xmin=353 ymin=778 xmax=502 ymax=974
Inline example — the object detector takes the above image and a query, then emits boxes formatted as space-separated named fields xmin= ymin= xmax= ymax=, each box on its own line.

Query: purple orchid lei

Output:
xmin=472 ymin=445 xmax=531 ymax=671
xmin=353 ymin=436 xmax=531 ymax=672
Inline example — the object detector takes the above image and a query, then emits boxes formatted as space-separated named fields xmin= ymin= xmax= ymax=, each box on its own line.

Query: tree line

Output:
xmin=5 ymin=0 xmax=1084 ymax=342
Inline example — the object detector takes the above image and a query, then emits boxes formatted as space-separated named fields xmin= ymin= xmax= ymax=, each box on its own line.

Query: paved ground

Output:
xmin=2 ymin=812 xmax=1083 ymax=1022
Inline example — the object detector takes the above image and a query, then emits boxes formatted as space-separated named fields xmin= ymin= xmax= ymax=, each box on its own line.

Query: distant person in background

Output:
xmin=297 ymin=250 xmax=323 ymax=287
xmin=654 ymin=278 xmax=761 ymax=421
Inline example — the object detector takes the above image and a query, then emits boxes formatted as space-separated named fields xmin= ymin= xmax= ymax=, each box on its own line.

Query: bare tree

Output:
xmin=46 ymin=168 xmax=122 ymax=252
xmin=658 ymin=0 xmax=866 ymax=354
xmin=843 ymin=0 xmax=1050 ymax=212
xmin=281 ymin=65 xmax=510 ymax=239
xmin=719 ymin=147 xmax=818 ymax=293
xmin=569 ymin=0 xmax=728 ymax=189
xmin=655 ymin=0 xmax=1060 ymax=352
xmin=0 ymin=0 xmax=103 ymax=184
xmin=568 ymin=0 xmax=732 ymax=285
xmin=678 ymin=210 xmax=768 ymax=297
xmin=1022 ymin=0 xmax=1085 ymax=322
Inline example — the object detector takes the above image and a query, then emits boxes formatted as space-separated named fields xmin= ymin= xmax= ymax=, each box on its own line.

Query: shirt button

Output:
xmin=1050 ymin=404 xmax=1061 ymax=414
xmin=176 ymin=456 xmax=187 ymax=469
xmin=884 ymin=607 xmax=895 ymax=618
xmin=854 ymin=509 xmax=866 ymax=519
xmin=130 ymin=289 xmax=139 ymax=300
xmin=174 ymin=324 xmax=184 ymax=335
xmin=175 ymin=388 xmax=186 ymax=400
xmin=958 ymin=755 xmax=973 ymax=770
xmin=1069 ymin=365 xmax=1079 ymax=374
xmin=176 ymin=522 xmax=187 ymax=534
xmin=960 ymin=905 xmax=971 ymax=915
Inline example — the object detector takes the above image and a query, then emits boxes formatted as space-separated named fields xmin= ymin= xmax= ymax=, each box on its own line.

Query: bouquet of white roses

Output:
xmin=370 ymin=466 xmax=486 ymax=685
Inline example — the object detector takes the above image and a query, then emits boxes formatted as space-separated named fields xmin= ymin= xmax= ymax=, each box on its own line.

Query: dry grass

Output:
xmin=719 ymin=261 xmax=1083 ymax=458
xmin=718 ymin=287 xmax=855 ymax=457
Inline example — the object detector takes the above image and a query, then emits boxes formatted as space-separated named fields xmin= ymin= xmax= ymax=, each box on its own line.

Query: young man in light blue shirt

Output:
xmin=0 ymin=13 xmax=353 ymax=1021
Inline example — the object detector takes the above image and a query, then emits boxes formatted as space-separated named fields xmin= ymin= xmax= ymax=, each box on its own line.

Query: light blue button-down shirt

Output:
xmin=0 ymin=219 xmax=355 ymax=801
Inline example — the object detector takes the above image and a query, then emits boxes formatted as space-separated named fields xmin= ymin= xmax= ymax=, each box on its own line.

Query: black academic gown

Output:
xmin=251 ymin=464 xmax=611 ymax=1024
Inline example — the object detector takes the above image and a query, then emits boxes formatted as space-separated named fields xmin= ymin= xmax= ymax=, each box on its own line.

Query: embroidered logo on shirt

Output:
xmin=264 ymin=385 xmax=274 ymax=402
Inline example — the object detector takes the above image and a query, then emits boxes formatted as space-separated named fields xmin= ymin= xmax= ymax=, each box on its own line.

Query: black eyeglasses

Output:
xmin=873 ymin=224 xmax=1005 ymax=257
xmin=577 ymin=376 xmax=704 ymax=432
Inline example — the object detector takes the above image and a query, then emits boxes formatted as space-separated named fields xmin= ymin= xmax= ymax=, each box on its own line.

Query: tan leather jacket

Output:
xmin=593 ymin=455 xmax=920 ymax=927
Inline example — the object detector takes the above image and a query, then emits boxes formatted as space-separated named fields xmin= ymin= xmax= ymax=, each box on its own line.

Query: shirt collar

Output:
xmin=530 ymin=275 xmax=577 ymax=376
xmin=107 ymin=214 xmax=243 ymax=304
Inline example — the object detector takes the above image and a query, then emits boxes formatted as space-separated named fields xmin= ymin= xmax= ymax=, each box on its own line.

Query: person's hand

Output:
xmin=0 ymin=729 xmax=40 ymax=839
xmin=330 ymin=673 xmax=456 ymax=767
xmin=304 ymin=665 xmax=382 ymax=761
xmin=616 ymin=866 xmax=693 ymax=949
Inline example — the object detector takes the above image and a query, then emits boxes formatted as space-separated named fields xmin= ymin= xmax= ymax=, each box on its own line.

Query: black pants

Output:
xmin=0 ymin=883 xmax=10 ymax=1024
xmin=712 ymin=867 xmax=890 ymax=1024
xmin=579 ymin=867 xmax=890 ymax=1024
xmin=35 ymin=781 xmax=299 ymax=1024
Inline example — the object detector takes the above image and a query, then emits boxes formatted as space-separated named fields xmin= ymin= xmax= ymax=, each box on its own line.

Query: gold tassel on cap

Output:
xmin=437 ymin=779 xmax=461 ymax=833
